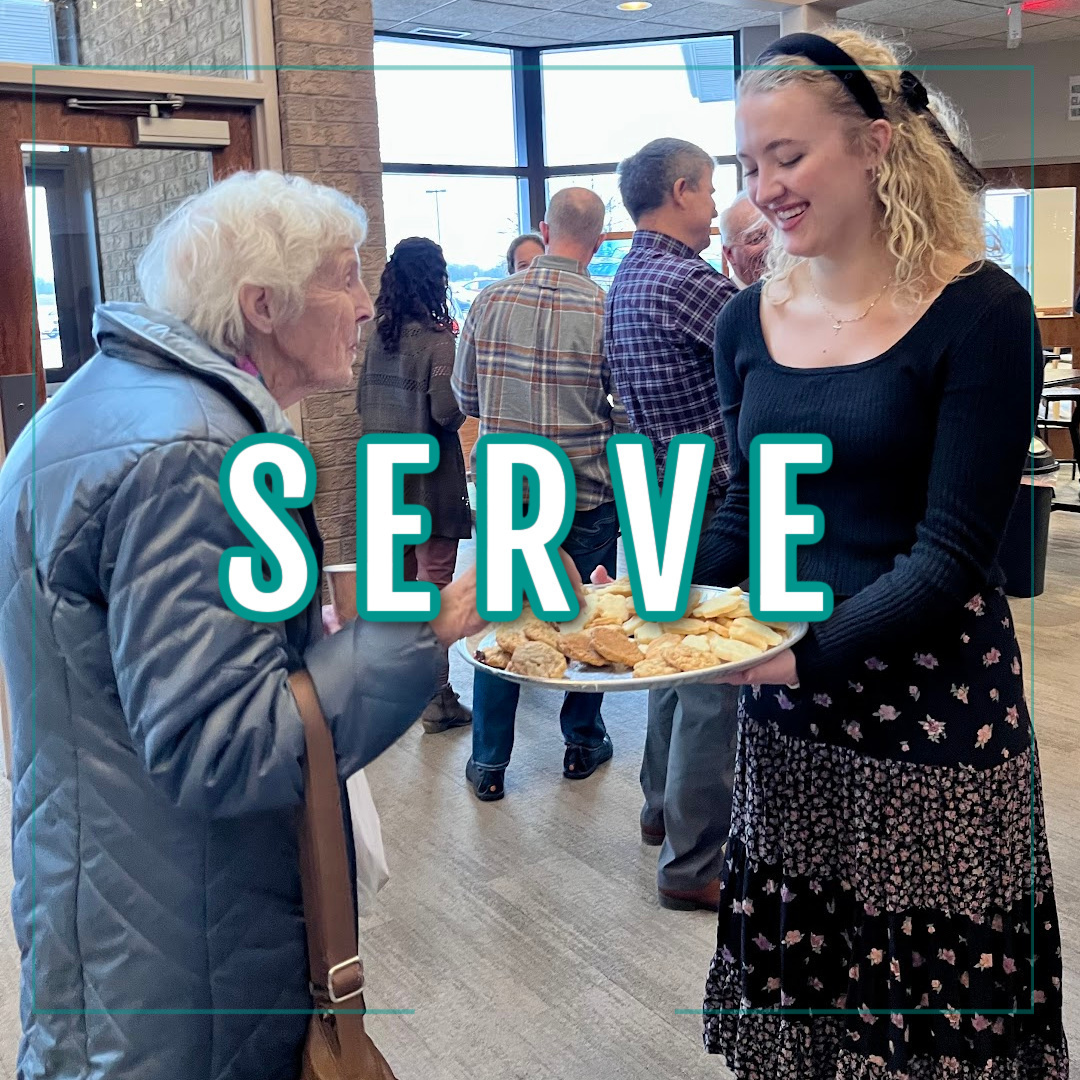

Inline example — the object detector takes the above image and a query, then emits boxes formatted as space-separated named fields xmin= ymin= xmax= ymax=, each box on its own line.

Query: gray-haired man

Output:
xmin=605 ymin=138 xmax=740 ymax=912
xmin=719 ymin=191 xmax=771 ymax=288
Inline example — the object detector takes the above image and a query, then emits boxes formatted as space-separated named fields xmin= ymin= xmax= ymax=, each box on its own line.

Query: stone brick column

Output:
xmin=272 ymin=0 xmax=386 ymax=566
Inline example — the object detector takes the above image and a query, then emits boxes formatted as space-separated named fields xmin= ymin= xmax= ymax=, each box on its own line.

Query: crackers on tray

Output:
xmin=473 ymin=580 xmax=790 ymax=683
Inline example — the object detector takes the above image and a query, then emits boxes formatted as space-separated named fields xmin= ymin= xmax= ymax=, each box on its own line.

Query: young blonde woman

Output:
xmin=694 ymin=29 xmax=1068 ymax=1078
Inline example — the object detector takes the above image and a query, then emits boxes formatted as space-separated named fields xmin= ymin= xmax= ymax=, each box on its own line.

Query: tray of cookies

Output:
xmin=454 ymin=580 xmax=807 ymax=692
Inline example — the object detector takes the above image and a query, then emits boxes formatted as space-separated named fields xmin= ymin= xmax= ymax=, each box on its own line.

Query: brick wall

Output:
xmin=75 ymin=0 xmax=246 ymax=300
xmin=75 ymin=0 xmax=245 ymax=78
xmin=272 ymin=0 xmax=386 ymax=566
xmin=89 ymin=149 xmax=211 ymax=301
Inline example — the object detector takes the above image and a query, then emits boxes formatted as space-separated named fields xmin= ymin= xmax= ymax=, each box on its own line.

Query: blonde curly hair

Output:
xmin=739 ymin=26 xmax=985 ymax=310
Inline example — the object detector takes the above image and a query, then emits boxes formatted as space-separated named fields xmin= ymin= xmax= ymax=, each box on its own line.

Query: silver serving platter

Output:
xmin=453 ymin=584 xmax=808 ymax=693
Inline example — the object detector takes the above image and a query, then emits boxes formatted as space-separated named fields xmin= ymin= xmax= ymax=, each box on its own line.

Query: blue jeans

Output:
xmin=472 ymin=501 xmax=620 ymax=769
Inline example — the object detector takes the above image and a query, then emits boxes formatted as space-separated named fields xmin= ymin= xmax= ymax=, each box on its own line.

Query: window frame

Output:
xmin=375 ymin=29 xmax=743 ymax=237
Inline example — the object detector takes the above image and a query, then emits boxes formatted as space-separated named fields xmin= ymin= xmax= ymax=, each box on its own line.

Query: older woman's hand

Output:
xmin=431 ymin=549 xmax=586 ymax=647
xmin=431 ymin=566 xmax=485 ymax=647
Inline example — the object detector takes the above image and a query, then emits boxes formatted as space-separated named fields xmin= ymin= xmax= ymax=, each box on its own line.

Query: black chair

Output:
xmin=1040 ymin=388 xmax=1080 ymax=511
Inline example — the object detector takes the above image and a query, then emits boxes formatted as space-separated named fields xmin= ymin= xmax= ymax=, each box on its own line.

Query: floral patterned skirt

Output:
xmin=703 ymin=588 xmax=1069 ymax=1079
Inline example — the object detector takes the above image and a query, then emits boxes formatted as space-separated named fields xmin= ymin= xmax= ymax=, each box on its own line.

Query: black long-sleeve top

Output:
xmin=694 ymin=262 xmax=1042 ymax=684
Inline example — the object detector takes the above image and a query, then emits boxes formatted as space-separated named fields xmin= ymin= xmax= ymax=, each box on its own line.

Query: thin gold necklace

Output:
xmin=810 ymin=276 xmax=891 ymax=334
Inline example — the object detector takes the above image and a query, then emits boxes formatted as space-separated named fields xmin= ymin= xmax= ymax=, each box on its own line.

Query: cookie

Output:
xmin=632 ymin=621 xmax=664 ymax=644
xmin=478 ymin=645 xmax=510 ymax=670
xmin=660 ymin=617 xmax=710 ymax=636
xmin=495 ymin=625 xmax=528 ymax=654
xmin=709 ymin=637 xmax=765 ymax=662
xmin=506 ymin=640 xmax=568 ymax=679
xmin=678 ymin=634 xmax=711 ymax=653
xmin=556 ymin=631 xmax=609 ymax=667
xmin=603 ymin=576 xmax=635 ymax=597
xmin=524 ymin=621 xmax=560 ymax=648
xmin=587 ymin=592 xmax=630 ymax=627
xmin=657 ymin=643 xmax=719 ymax=672
xmin=590 ymin=626 xmax=645 ymax=668
xmin=728 ymin=618 xmax=783 ymax=650
xmin=633 ymin=657 xmax=679 ymax=678
xmin=692 ymin=593 xmax=742 ymax=619
xmin=644 ymin=632 xmax=685 ymax=659
xmin=557 ymin=591 xmax=599 ymax=634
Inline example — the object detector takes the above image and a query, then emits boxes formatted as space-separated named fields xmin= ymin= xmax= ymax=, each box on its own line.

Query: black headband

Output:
xmin=756 ymin=33 xmax=885 ymax=120
xmin=754 ymin=34 xmax=985 ymax=193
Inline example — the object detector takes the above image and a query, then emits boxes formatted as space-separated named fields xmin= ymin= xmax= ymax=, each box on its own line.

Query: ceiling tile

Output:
xmin=933 ymin=10 xmax=1058 ymax=35
xmin=372 ymin=0 xmax=457 ymax=23
xmin=575 ymin=17 xmax=708 ymax=39
xmin=901 ymin=27 xmax=977 ymax=48
xmin=646 ymin=2 xmax=779 ymax=29
xmin=500 ymin=9 xmax=663 ymax=38
xmin=890 ymin=1 xmax=1000 ymax=30
xmin=395 ymin=0 xmax=549 ymax=31
xmin=559 ymin=0 xmax=687 ymax=20
xmin=925 ymin=35 xmax=999 ymax=48
xmin=1010 ymin=16 xmax=1080 ymax=41
xmin=837 ymin=0 xmax=937 ymax=26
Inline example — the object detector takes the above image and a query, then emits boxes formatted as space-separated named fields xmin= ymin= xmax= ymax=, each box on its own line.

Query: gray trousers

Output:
xmin=640 ymin=682 xmax=739 ymax=892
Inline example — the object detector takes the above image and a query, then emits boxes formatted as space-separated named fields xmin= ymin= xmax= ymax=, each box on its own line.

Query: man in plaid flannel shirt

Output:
xmin=605 ymin=138 xmax=740 ymax=913
xmin=453 ymin=187 xmax=628 ymax=802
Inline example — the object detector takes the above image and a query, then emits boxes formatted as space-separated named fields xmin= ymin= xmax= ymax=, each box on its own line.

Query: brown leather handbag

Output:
xmin=290 ymin=669 xmax=398 ymax=1080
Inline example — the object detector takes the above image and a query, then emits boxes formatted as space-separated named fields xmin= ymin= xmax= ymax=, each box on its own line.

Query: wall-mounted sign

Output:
xmin=1070 ymin=74 xmax=1080 ymax=121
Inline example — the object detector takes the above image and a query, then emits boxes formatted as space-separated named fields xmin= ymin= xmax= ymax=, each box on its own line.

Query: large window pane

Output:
xmin=985 ymin=188 xmax=1032 ymax=295
xmin=381 ymin=174 xmax=522 ymax=317
xmin=542 ymin=38 xmax=737 ymax=167
xmin=546 ymin=173 xmax=634 ymax=233
xmin=375 ymin=40 xmax=516 ymax=167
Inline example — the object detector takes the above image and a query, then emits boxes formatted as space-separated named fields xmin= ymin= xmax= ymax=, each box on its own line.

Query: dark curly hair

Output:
xmin=374 ymin=237 xmax=453 ymax=348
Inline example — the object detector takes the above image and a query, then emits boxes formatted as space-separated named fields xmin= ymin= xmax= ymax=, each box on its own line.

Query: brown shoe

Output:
xmin=640 ymin=823 xmax=665 ymax=846
xmin=658 ymin=879 xmax=721 ymax=912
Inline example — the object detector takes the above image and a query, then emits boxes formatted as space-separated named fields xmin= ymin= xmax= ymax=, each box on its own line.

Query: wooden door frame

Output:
xmin=0 ymin=96 xmax=256 ymax=398
xmin=0 ymin=96 xmax=256 ymax=780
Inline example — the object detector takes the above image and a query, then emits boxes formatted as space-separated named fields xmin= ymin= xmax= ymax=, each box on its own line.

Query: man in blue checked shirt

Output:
xmin=605 ymin=138 xmax=740 ymax=913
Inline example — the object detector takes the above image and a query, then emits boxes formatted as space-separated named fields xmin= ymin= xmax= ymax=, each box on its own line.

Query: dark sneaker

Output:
xmin=465 ymin=757 xmax=505 ymax=802
xmin=421 ymin=686 xmax=473 ymax=734
xmin=562 ymin=733 xmax=613 ymax=780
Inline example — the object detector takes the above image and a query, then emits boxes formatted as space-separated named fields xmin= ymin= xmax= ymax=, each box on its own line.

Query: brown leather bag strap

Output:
xmin=290 ymin=669 xmax=365 ymax=1010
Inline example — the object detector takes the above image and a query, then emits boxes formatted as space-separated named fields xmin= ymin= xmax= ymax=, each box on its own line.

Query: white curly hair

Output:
xmin=137 ymin=170 xmax=368 ymax=356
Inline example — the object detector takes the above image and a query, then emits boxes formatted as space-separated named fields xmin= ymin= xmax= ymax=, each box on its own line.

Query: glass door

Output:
xmin=0 ymin=95 xmax=255 ymax=413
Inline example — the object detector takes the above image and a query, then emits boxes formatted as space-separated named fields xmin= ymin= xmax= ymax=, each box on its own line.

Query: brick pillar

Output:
xmin=272 ymin=0 xmax=386 ymax=566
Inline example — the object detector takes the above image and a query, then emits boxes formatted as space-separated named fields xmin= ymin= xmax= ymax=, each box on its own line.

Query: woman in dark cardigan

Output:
xmin=358 ymin=237 xmax=473 ymax=733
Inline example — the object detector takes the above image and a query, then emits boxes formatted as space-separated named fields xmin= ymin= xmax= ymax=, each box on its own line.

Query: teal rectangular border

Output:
xmin=24 ymin=58 xmax=1040 ymax=1021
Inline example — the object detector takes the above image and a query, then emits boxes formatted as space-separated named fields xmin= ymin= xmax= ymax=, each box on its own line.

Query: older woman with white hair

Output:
xmin=0 ymin=171 xmax=488 ymax=1080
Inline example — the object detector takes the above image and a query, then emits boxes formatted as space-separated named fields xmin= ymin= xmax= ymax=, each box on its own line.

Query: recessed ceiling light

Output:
xmin=617 ymin=1 xmax=652 ymax=10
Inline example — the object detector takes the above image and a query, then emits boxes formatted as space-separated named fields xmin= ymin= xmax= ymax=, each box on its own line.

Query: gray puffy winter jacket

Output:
xmin=0 ymin=304 xmax=440 ymax=1080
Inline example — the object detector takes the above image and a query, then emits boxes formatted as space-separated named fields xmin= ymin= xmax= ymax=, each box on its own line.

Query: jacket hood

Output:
xmin=92 ymin=302 xmax=295 ymax=437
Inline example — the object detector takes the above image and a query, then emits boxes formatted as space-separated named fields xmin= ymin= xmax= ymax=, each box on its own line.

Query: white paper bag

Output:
xmin=346 ymin=769 xmax=390 ymax=918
